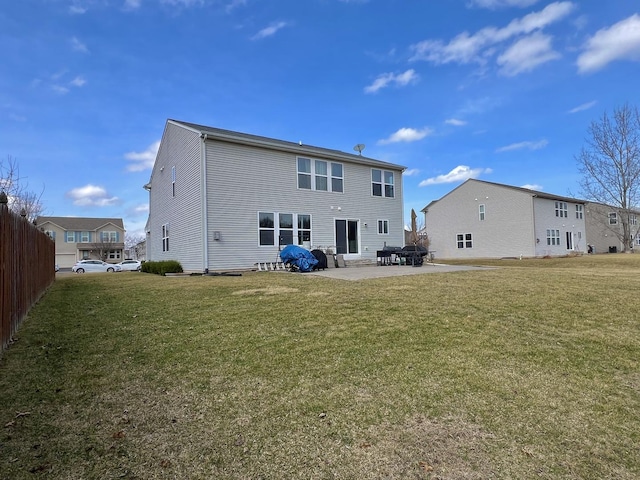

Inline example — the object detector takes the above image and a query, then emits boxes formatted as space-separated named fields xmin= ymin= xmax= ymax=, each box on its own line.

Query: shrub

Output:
xmin=141 ymin=260 xmax=183 ymax=275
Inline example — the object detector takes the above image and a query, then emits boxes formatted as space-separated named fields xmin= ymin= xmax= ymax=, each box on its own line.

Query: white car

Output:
xmin=116 ymin=259 xmax=142 ymax=271
xmin=72 ymin=260 xmax=121 ymax=273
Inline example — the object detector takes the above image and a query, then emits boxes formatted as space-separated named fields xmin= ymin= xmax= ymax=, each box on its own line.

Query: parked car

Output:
xmin=72 ymin=260 xmax=121 ymax=273
xmin=116 ymin=259 xmax=142 ymax=271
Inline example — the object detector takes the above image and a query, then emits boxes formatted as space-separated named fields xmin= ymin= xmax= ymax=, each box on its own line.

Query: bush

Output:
xmin=141 ymin=260 xmax=183 ymax=275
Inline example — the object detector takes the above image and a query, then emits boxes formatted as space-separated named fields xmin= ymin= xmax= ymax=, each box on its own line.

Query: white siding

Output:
xmin=425 ymin=181 xmax=535 ymax=259
xmin=533 ymin=198 xmax=587 ymax=256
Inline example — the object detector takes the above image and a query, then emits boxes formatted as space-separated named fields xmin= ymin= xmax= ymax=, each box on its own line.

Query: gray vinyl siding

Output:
xmin=147 ymin=123 xmax=203 ymax=270
xmin=205 ymin=140 xmax=404 ymax=270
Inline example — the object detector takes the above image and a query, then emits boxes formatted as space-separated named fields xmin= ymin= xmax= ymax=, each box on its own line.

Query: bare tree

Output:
xmin=125 ymin=233 xmax=145 ymax=259
xmin=576 ymin=104 xmax=640 ymax=252
xmin=90 ymin=238 xmax=117 ymax=262
xmin=0 ymin=155 xmax=45 ymax=222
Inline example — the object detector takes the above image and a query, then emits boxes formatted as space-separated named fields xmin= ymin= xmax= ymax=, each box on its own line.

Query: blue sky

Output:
xmin=2 ymin=0 xmax=640 ymax=237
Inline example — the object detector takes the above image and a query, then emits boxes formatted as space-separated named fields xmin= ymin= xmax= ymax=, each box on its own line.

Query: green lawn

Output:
xmin=1 ymin=255 xmax=639 ymax=479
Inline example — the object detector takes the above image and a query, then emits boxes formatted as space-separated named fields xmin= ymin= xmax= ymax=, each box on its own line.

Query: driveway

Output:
xmin=306 ymin=263 xmax=491 ymax=281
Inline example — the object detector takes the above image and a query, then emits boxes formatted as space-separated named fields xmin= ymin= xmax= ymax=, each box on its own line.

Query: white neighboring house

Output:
xmin=145 ymin=119 xmax=406 ymax=272
xmin=422 ymin=179 xmax=587 ymax=259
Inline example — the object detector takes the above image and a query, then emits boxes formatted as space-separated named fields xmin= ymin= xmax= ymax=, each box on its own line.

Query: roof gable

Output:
xmin=36 ymin=216 xmax=125 ymax=231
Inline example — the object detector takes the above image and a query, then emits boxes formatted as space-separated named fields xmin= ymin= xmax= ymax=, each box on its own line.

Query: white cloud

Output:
xmin=495 ymin=139 xmax=548 ymax=152
xmin=70 ymin=76 xmax=86 ymax=87
xmin=364 ymin=69 xmax=419 ymax=94
xmin=520 ymin=183 xmax=543 ymax=190
xmin=410 ymin=2 xmax=574 ymax=68
xmin=419 ymin=165 xmax=492 ymax=186
xmin=251 ymin=21 xmax=289 ymax=40
xmin=497 ymin=32 xmax=561 ymax=76
xmin=403 ymin=168 xmax=420 ymax=176
xmin=66 ymin=184 xmax=120 ymax=207
xmin=160 ymin=0 xmax=205 ymax=6
xmin=470 ymin=0 xmax=540 ymax=8
xmin=52 ymin=85 xmax=70 ymax=95
xmin=225 ymin=0 xmax=246 ymax=13
xmin=69 ymin=1 xmax=87 ymax=14
xmin=378 ymin=127 xmax=433 ymax=145
xmin=445 ymin=118 xmax=467 ymax=126
xmin=125 ymin=141 xmax=160 ymax=172
xmin=568 ymin=100 xmax=596 ymax=114
xmin=124 ymin=0 xmax=142 ymax=10
xmin=577 ymin=14 xmax=640 ymax=74
xmin=71 ymin=37 xmax=89 ymax=53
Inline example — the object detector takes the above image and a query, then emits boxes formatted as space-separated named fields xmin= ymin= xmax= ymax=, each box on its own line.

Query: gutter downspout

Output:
xmin=531 ymin=194 xmax=537 ymax=257
xmin=201 ymin=133 xmax=209 ymax=272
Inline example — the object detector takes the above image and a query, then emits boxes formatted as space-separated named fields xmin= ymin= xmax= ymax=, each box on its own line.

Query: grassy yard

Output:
xmin=1 ymin=255 xmax=639 ymax=479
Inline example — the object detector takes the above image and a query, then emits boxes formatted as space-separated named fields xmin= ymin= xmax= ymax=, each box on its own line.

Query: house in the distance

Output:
xmin=144 ymin=119 xmax=406 ymax=272
xmin=422 ymin=179 xmax=587 ymax=259
xmin=584 ymin=202 xmax=640 ymax=254
xmin=35 ymin=216 xmax=125 ymax=268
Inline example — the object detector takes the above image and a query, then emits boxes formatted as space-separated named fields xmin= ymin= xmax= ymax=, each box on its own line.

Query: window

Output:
xmin=372 ymin=169 xmax=394 ymax=198
xmin=259 ymin=212 xmax=312 ymax=247
xmin=331 ymin=163 xmax=343 ymax=193
xmin=108 ymin=250 xmax=121 ymax=260
xmin=66 ymin=231 xmax=75 ymax=242
xmin=315 ymin=161 xmax=327 ymax=191
xmin=101 ymin=231 xmax=118 ymax=242
xmin=609 ymin=212 xmax=618 ymax=225
xmin=80 ymin=231 xmax=90 ymax=243
xmin=456 ymin=233 xmax=473 ymax=249
xmin=172 ymin=166 xmax=176 ymax=197
xmin=81 ymin=250 xmax=90 ymax=259
xmin=636 ymin=233 xmax=640 ymax=247
xmin=575 ymin=205 xmax=583 ymax=219
xmin=630 ymin=214 xmax=637 ymax=226
xmin=297 ymin=157 xmax=343 ymax=192
xmin=279 ymin=213 xmax=294 ymax=246
xmin=546 ymin=229 xmax=560 ymax=246
xmin=555 ymin=201 xmax=568 ymax=217
xmin=259 ymin=212 xmax=275 ymax=246
xmin=479 ymin=204 xmax=485 ymax=221
xmin=162 ymin=223 xmax=170 ymax=252
xmin=298 ymin=214 xmax=311 ymax=244
xmin=377 ymin=219 xmax=389 ymax=235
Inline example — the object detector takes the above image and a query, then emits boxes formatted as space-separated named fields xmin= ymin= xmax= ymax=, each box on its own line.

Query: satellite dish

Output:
xmin=353 ymin=144 xmax=365 ymax=155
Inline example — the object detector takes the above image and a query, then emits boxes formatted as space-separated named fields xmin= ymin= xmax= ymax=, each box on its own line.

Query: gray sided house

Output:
xmin=422 ymin=179 xmax=587 ymax=259
xmin=35 ymin=216 xmax=125 ymax=268
xmin=584 ymin=202 xmax=640 ymax=254
xmin=145 ymin=120 xmax=406 ymax=272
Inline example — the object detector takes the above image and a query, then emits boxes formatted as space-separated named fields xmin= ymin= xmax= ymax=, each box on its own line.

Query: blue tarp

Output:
xmin=279 ymin=245 xmax=319 ymax=273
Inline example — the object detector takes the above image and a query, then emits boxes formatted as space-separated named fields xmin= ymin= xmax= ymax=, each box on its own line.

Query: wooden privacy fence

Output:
xmin=0 ymin=196 xmax=55 ymax=353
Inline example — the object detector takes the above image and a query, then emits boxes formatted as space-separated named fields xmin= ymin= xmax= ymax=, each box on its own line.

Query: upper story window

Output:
xmin=66 ymin=231 xmax=75 ymax=242
xmin=630 ymin=214 xmax=637 ymax=226
xmin=372 ymin=169 xmax=394 ymax=198
xmin=297 ymin=157 xmax=343 ymax=193
xmin=80 ymin=231 xmax=90 ymax=243
xmin=479 ymin=204 xmax=485 ymax=221
xmin=555 ymin=201 xmax=568 ymax=217
xmin=609 ymin=212 xmax=618 ymax=225
xmin=171 ymin=166 xmax=176 ymax=197
xmin=575 ymin=205 xmax=583 ymax=219
xmin=101 ymin=231 xmax=118 ymax=242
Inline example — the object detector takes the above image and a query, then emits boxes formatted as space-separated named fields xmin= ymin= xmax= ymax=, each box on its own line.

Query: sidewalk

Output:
xmin=306 ymin=263 xmax=491 ymax=281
